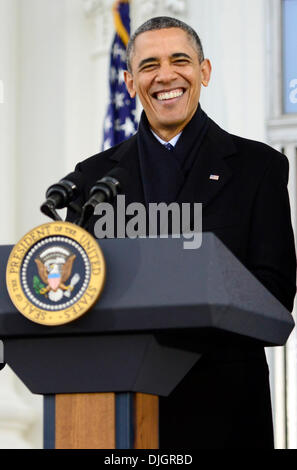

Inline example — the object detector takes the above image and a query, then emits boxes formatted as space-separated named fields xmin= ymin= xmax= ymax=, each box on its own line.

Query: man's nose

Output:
xmin=155 ymin=63 xmax=176 ymax=83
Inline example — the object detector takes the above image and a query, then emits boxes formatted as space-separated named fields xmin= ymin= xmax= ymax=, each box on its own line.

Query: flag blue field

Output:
xmin=102 ymin=0 xmax=137 ymax=150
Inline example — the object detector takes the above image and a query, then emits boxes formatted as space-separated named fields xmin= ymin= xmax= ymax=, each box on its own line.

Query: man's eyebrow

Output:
xmin=137 ymin=57 xmax=158 ymax=69
xmin=171 ymin=53 xmax=191 ymax=60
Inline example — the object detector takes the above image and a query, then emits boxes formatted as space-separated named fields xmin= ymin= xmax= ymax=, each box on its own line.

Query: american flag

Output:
xmin=102 ymin=0 xmax=137 ymax=151
xmin=209 ymin=174 xmax=220 ymax=181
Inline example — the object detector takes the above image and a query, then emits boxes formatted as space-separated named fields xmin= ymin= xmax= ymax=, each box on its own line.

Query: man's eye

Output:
xmin=141 ymin=64 xmax=158 ymax=71
xmin=174 ymin=59 xmax=189 ymax=65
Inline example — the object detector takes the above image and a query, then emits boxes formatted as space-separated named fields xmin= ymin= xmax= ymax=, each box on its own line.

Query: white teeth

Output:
xmin=156 ymin=90 xmax=184 ymax=101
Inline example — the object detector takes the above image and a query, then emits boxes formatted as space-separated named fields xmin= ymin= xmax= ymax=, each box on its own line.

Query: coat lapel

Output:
xmin=177 ymin=119 xmax=237 ymax=209
xmin=108 ymin=119 xmax=237 ymax=211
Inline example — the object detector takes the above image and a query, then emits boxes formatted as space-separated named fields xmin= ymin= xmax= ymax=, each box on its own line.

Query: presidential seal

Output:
xmin=6 ymin=222 xmax=106 ymax=326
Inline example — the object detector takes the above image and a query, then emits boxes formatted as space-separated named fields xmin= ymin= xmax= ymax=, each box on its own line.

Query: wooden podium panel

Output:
xmin=134 ymin=393 xmax=159 ymax=449
xmin=53 ymin=392 xmax=158 ymax=449
xmin=55 ymin=393 xmax=116 ymax=449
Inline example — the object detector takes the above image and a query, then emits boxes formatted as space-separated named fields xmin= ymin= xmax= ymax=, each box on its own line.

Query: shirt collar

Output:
xmin=150 ymin=129 xmax=182 ymax=148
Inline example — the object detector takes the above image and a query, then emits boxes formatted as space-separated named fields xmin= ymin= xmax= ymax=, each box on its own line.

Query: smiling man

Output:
xmin=68 ymin=17 xmax=296 ymax=449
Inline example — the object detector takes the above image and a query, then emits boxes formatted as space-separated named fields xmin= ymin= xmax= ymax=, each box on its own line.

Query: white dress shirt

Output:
xmin=151 ymin=129 xmax=182 ymax=148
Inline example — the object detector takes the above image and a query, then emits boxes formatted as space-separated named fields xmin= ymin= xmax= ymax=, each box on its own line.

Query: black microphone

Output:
xmin=40 ymin=172 xmax=86 ymax=221
xmin=78 ymin=167 xmax=128 ymax=228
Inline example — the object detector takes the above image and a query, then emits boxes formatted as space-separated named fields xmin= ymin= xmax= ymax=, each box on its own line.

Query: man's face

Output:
xmin=124 ymin=28 xmax=211 ymax=138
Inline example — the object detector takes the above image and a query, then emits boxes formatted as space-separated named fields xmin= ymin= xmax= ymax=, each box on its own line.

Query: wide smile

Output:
xmin=152 ymin=87 xmax=186 ymax=103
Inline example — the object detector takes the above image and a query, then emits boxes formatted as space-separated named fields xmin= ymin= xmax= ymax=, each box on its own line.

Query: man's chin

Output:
xmin=154 ymin=117 xmax=187 ymax=130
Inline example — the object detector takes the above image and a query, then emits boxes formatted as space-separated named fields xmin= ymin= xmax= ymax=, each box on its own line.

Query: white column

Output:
xmin=0 ymin=0 xmax=17 ymax=244
xmin=0 ymin=0 xmax=43 ymax=449
xmin=0 ymin=366 xmax=41 ymax=449
xmin=270 ymin=346 xmax=287 ymax=449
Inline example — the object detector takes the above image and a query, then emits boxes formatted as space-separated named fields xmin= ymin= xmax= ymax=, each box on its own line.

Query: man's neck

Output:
xmin=149 ymin=125 xmax=185 ymax=143
xmin=149 ymin=107 xmax=198 ymax=142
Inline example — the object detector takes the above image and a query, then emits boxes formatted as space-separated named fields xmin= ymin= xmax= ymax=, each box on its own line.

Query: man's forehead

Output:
xmin=133 ymin=27 xmax=195 ymax=54
xmin=133 ymin=28 xmax=196 ymax=59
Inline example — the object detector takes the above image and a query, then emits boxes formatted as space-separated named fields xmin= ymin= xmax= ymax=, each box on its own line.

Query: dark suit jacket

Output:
xmin=68 ymin=118 xmax=296 ymax=448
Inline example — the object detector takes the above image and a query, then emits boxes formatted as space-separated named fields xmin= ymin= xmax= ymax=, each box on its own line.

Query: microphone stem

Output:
xmin=78 ymin=191 xmax=110 ymax=228
xmin=40 ymin=200 xmax=63 ymax=222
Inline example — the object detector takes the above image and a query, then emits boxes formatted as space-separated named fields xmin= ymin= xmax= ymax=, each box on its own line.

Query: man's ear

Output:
xmin=201 ymin=59 xmax=212 ymax=87
xmin=124 ymin=71 xmax=137 ymax=98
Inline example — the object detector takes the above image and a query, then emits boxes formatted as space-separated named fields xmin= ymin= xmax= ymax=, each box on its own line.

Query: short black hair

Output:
xmin=126 ymin=16 xmax=205 ymax=72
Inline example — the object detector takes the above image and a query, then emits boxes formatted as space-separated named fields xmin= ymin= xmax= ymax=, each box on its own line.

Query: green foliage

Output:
xmin=33 ymin=275 xmax=45 ymax=295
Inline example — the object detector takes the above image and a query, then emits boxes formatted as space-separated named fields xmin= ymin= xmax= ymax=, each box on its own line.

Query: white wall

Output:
xmin=16 ymin=0 xmax=111 ymax=236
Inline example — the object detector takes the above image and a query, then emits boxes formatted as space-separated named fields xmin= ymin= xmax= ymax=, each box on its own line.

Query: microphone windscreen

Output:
xmin=104 ymin=166 xmax=129 ymax=193
xmin=61 ymin=171 xmax=88 ymax=193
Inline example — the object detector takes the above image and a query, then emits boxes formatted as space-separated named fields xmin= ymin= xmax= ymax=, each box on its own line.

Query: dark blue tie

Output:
xmin=164 ymin=143 xmax=174 ymax=151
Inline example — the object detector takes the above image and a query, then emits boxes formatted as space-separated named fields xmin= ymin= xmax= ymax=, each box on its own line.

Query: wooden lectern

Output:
xmin=0 ymin=234 xmax=294 ymax=449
